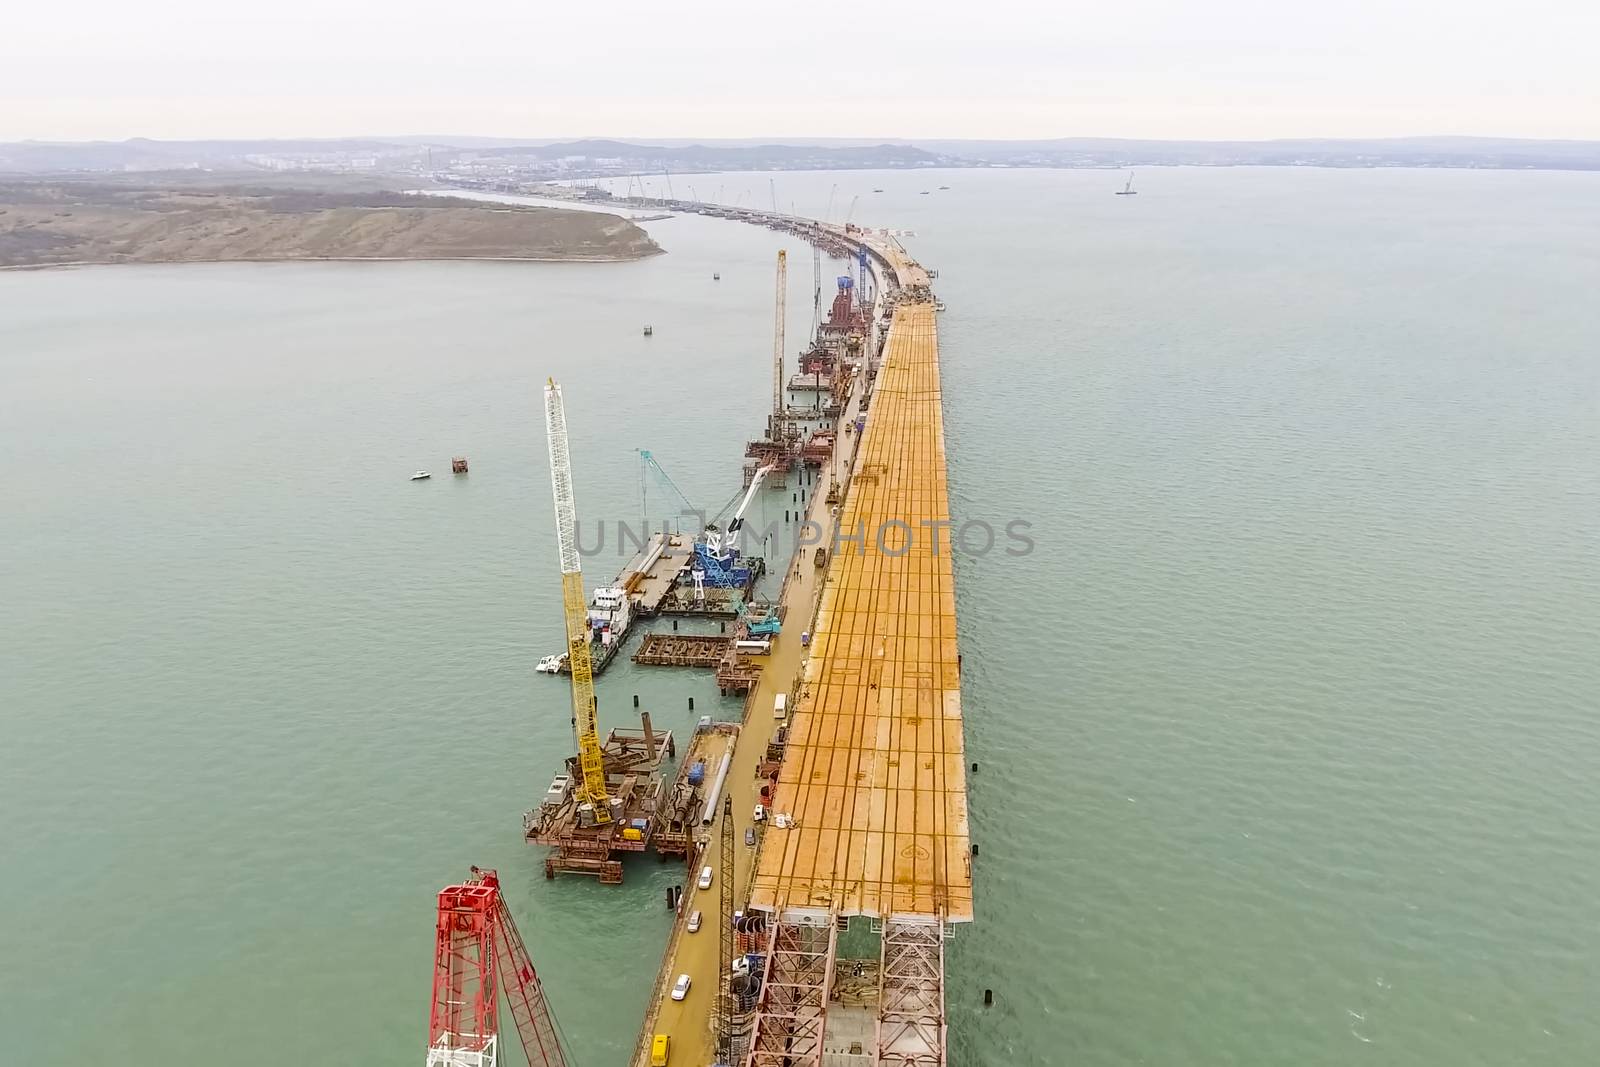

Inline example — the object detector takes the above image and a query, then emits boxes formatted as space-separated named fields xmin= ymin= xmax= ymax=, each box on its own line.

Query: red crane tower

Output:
xmin=427 ymin=867 xmax=570 ymax=1067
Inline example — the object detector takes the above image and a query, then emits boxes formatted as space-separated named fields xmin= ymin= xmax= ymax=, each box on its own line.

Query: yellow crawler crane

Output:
xmin=542 ymin=378 xmax=610 ymax=823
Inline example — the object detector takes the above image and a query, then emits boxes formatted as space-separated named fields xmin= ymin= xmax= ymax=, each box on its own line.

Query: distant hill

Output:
xmin=486 ymin=139 xmax=943 ymax=167
xmin=3 ymin=135 xmax=1598 ymax=175
xmin=914 ymin=136 xmax=1600 ymax=170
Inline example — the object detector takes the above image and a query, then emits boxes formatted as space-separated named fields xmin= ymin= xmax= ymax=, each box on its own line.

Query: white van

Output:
xmin=773 ymin=693 xmax=787 ymax=720
xmin=698 ymin=865 xmax=714 ymax=890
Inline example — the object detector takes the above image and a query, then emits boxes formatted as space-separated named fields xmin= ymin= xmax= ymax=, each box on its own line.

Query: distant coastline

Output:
xmin=0 ymin=179 xmax=662 ymax=269
xmin=4 ymin=135 xmax=1599 ymax=178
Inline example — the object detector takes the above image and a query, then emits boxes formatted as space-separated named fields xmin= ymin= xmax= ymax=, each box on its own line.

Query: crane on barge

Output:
xmin=544 ymin=379 xmax=610 ymax=825
xmin=427 ymin=867 xmax=569 ymax=1067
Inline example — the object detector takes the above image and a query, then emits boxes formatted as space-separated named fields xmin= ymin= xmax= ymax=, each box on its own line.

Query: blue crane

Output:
xmin=637 ymin=449 xmax=699 ymax=532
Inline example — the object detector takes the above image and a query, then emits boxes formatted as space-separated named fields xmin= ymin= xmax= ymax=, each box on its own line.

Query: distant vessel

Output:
xmin=938 ymin=185 xmax=950 ymax=190
xmin=410 ymin=470 xmax=431 ymax=481
xmin=643 ymin=324 xmax=654 ymax=336
xmin=1116 ymin=173 xmax=1138 ymax=196
xmin=535 ymin=654 xmax=566 ymax=674
xmin=920 ymin=191 xmax=931 ymax=195
xmin=872 ymin=188 xmax=884 ymax=193
xmin=712 ymin=272 xmax=720 ymax=281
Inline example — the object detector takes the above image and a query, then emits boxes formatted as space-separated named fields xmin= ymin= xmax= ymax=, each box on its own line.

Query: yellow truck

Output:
xmin=651 ymin=1033 xmax=670 ymax=1065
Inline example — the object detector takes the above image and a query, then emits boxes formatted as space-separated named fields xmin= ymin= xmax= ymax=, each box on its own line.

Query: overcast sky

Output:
xmin=3 ymin=0 xmax=1597 ymax=142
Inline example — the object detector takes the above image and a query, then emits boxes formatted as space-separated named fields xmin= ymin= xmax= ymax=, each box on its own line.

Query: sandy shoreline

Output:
xmin=0 ymin=180 xmax=662 ymax=269
xmin=1 ymin=250 xmax=664 ymax=272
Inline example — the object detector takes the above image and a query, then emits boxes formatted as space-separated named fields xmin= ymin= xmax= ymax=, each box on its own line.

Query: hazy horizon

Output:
xmin=4 ymin=0 xmax=1596 ymax=143
xmin=7 ymin=133 xmax=1600 ymax=147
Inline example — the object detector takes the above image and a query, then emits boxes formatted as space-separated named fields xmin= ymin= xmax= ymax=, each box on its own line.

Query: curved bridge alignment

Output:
xmin=744 ymin=235 xmax=968 ymax=1067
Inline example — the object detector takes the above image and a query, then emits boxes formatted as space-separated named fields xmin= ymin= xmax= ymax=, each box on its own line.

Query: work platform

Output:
xmin=634 ymin=633 xmax=732 ymax=668
xmin=748 ymin=300 xmax=971 ymax=923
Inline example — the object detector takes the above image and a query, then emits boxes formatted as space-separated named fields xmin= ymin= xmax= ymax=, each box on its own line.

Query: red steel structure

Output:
xmin=427 ymin=867 xmax=569 ymax=1067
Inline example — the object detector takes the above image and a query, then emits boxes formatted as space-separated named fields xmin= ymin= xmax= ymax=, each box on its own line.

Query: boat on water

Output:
xmin=934 ymin=301 xmax=948 ymax=312
xmin=938 ymin=185 xmax=950 ymax=190
xmin=713 ymin=272 xmax=720 ymax=281
xmin=1116 ymin=173 xmax=1138 ymax=196
xmin=872 ymin=188 xmax=884 ymax=193
xmin=919 ymin=191 xmax=931 ymax=195
xmin=410 ymin=470 xmax=431 ymax=481
xmin=539 ymin=584 xmax=633 ymax=677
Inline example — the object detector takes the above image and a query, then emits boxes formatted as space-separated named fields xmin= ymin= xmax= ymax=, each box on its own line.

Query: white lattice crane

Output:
xmin=543 ymin=379 xmax=610 ymax=824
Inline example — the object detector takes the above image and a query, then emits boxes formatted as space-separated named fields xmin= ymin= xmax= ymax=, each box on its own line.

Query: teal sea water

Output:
xmin=3 ymin=167 xmax=1598 ymax=1065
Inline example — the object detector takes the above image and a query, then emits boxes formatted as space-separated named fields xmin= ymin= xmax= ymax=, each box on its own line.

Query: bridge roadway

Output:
xmin=747 ymin=296 xmax=970 ymax=923
xmin=740 ymin=234 xmax=968 ymax=1067
xmin=628 ymin=230 xmax=968 ymax=1067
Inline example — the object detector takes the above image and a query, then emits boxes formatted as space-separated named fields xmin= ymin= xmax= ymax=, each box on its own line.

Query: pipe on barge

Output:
xmin=699 ymin=752 xmax=734 ymax=826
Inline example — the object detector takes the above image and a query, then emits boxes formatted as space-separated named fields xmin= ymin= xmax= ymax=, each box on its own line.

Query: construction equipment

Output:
xmin=427 ymin=867 xmax=569 ymax=1067
xmin=810 ymin=245 xmax=822 ymax=341
xmin=637 ymin=448 xmax=698 ymax=530
xmin=771 ymin=250 xmax=787 ymax=434
xmin=544 ymin=379 xmax=610 ymax=825
xmin=694 ymin=464 xmax=773 ymax=600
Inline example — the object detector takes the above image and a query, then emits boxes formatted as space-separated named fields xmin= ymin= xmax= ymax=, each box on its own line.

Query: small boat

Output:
xmin=713 ymin=272 xmax=720 ymax=281
xmin=934 ymin=301 xmax=947 ymax=312
xmin=643 ymin=325 xmax=654 ymax=336
xmin=535 ymin=654 xmax=565 ymax=674
xmin=1116 ymin=173 xmax=1138 ymax=196
xmin=938 ymin=185 xmax=950 ymax=190
xmin=919 ymin=191 xmax=931 ymax=195
xmin=410 ymin=470 xmax=431 ymax=481
xmin=872 ymin=188 xmax=884 ymax=193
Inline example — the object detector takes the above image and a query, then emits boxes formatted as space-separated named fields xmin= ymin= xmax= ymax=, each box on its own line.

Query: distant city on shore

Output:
xmin=3 ymin=135 xmax=1598 ymax=181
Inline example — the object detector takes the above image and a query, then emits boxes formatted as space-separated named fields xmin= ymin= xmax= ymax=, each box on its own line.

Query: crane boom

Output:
xmin=426 ymin=868 xmax=570 ymax=1067
xmin=772 ymin=250 xmax=786 ymax=422
xmin=482 ymin=871 xmax=570 ymax=1067
xmin=724 ymin=464 xmax=773 ymax=555
xmin=811 ymin=245 xmax=822 ymax=340
xmin=543 ymin=379 xmax=610 ymax=823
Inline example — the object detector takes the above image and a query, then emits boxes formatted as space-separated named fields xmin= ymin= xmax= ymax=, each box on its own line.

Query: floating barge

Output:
xmin=546 ymin=532 xmax=758 ymax=676
xmin=523 ymin=714 xmax=677 ymax=884
xmin=634 ymin=633 xmax=732 ymax=668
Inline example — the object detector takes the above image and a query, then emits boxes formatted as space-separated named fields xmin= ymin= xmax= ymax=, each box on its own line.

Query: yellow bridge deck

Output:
xmin=749 ymin=300 xmax=972 ymax=922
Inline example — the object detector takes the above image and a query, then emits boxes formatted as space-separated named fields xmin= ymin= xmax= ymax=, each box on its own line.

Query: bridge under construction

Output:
xmin=622 ymin=222 xmax=969 ymax=1067
xmin=741 ymin=264 xmax=968 ymax=1067
xmin=420 ymin=202 xmax=969 ymax=1067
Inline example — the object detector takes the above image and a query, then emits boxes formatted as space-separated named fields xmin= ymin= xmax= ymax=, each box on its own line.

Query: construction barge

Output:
xmin=523 ymin=716 xmax=677 ymax=882
xmin=538 ymin=531 xmax=765 ymax=676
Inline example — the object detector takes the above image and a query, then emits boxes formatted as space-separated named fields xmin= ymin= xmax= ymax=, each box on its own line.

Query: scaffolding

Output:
xmin=876 ymin=920 xmax=946 ymax=1067
xmin=745 ymin=915 xmax=837 ymax=1067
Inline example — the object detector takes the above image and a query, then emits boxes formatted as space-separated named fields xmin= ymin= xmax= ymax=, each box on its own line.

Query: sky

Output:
xmin=3 ymin=0 xmax=1597 ymax=142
